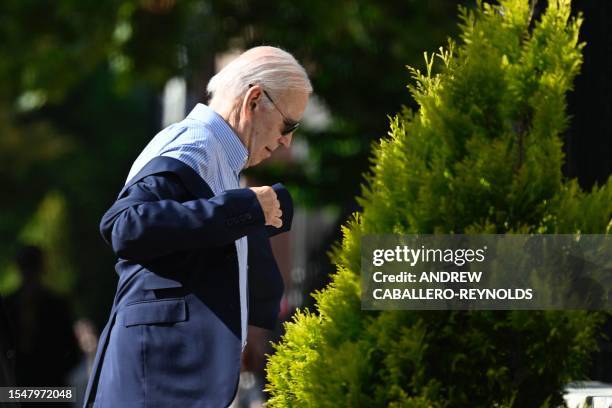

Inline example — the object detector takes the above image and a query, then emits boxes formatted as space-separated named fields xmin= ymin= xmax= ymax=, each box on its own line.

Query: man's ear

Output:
xmin=243 ymin=85 xmax=262 ymax=116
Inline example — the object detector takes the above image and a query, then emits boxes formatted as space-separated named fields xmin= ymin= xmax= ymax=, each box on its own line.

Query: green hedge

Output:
xmin=266 ymin=0 xmax=612 ymax=407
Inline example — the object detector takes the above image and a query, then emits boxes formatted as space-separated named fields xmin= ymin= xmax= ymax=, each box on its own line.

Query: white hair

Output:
xmin=207 ymin=46 xmax=312 ymax=110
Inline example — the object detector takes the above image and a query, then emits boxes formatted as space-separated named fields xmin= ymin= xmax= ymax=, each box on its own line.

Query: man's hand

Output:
xmin=250 ymin=186 xmax=283 ymax=228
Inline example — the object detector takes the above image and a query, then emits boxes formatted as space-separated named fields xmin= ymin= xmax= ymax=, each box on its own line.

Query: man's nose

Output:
xmin=279 ymin=133 xmax=293 ymax=148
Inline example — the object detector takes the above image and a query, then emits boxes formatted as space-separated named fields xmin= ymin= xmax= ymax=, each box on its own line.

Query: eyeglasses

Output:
xmin=249 ymin=84 xmax=300 ymax=136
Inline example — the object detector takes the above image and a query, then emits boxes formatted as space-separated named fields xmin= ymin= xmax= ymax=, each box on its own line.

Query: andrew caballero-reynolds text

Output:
xmin=369 ymin=245 xmax=534 ymax=301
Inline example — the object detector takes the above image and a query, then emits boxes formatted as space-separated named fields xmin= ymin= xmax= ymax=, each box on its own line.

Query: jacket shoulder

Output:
xmin=122 ymin=156 xmax=214 ymax=200
xmin=120 ymin=172 xmax=193 ymax=202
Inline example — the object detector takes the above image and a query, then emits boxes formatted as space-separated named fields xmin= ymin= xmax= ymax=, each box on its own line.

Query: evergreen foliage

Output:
xmin=266 ymin=0 xmax=612 ymax=406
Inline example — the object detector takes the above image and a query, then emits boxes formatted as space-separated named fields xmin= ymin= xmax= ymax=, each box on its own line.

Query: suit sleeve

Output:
xmin=100 ymin=173 xmax=266 ymax=261
xmin=247 ymin=229 xmax=285 ymax=329
xmin=266 ymin=183 xmax=294 ymax=237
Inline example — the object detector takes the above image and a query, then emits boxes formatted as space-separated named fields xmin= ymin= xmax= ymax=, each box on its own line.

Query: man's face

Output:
xmin=242 ymin=88 xmax=309 ymax=168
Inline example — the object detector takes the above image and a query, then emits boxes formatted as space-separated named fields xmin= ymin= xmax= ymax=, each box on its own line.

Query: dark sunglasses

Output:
xmin=249 ymin=84 xmax=300 ymax=136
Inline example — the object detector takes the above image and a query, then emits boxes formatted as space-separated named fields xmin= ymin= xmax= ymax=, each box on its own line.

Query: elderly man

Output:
xmin=84 ymin=46 xmax=311 ymax=407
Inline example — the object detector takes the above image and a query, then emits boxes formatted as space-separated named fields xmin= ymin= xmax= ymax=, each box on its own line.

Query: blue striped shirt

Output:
xmin=126 ymin=103 xmax=250 ymax=349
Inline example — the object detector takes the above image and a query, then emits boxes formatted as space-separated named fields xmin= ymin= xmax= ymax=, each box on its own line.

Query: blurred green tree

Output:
xmin=265 ymin=0 xmax=612 ymax=406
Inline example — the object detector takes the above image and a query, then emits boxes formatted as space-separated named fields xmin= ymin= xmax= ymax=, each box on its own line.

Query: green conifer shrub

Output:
xmin=266 ymin=0 xmax=612 ymax=407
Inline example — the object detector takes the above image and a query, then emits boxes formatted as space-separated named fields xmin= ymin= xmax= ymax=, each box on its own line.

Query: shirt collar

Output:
xmin=186 ymin=103 xmax=248 ymax=173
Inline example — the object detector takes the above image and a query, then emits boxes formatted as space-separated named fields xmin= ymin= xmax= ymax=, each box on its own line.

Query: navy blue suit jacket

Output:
xmin=84 ymin=156 xmax=289 ymax=407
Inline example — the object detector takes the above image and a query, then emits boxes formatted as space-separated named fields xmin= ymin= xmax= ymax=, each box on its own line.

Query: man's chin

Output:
xmin=248 ymin=156 xmax=265 ymax=168
xmin=255 ymin=150 xmax=272 ymax=166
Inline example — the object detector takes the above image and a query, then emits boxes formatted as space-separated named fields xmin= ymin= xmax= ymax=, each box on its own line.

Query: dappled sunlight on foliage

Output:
xmin=266 ymin=1 xmax=611 ymax=406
